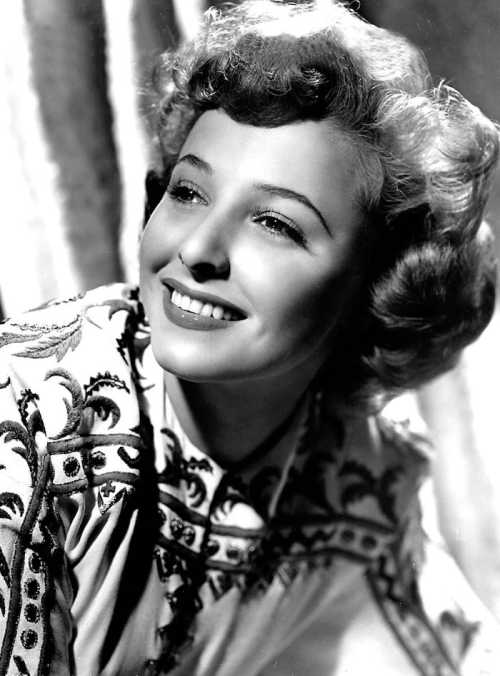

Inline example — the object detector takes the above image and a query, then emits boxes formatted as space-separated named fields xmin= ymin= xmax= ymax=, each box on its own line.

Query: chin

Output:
xmin=149 ymin=337 xmax=244 ymax=383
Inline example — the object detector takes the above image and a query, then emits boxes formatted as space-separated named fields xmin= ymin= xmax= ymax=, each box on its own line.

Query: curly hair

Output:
xmin=146 ymin=0 xmax=499 ymax=409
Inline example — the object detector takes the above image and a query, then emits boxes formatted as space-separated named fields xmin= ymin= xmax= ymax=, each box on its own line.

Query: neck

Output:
xmin=165 ymin=369 xmax=317 ymax=467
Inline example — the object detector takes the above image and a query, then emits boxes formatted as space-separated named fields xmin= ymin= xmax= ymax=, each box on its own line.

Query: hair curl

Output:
xmin=146 ymin=0 xmax=499 ymax=410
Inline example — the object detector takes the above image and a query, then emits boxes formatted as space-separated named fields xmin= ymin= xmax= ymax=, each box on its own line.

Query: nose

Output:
xmin=177 ymin=214 xmax=230 ymax=282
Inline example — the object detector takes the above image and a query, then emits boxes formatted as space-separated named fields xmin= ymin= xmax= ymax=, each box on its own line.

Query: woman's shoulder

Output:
xmin=0 ymin=282 xmax=151 ymax=442
xmin=325 ymin=396 xmax=500 ymax=673
xmin=272 ymin=392 xmax=500 ymax=673
xmin=0 ymin=283 xmax=146 ymax=382
xmin=0 ymin=285 xmax=154 ymax=674
xmin=0 ymin=282 xmax=142 ymax=358
xmin=313 ymin=391 xmax=432 ymax=530
xmin=270 ymin=391 xmax=430 ymax=575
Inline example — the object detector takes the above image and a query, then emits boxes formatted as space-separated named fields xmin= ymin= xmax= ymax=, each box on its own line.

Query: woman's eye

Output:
xmin=167 ymin=182 xmax=207 ymax=205
xmin=254 ymin=213 xmax=306 ymax=247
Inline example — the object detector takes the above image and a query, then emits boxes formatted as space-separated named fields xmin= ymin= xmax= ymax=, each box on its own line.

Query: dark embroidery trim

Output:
xmin=210 ymin=522 xmax=266 ymax=539
xmin=24 ymin=579 xmax=40 ymax=601
xmin=273 ymin=400 xmax=343 ymax=520
xmin=158 ymin=491 xmax=267 ymax=544
xmin=116 ymin=297 xmax=150 ymax=388
xmin=91 ymin=451 xmax=106 ymax=470
xmin=159 ymin=427 xmax=213 ymax=509
xmin=49 ymin=472 xmax=138 ymax=496
xmin=38 ymin=539 xmax=63 ymax=676
xmin=367 ymin=562 xmax=459 ymax=676
xmin=44 ymin=368 xmax=84 ymax=439
xmin=47 ymin=433 xmax=145 ymax=454
xmin=158 ymin=491 xmax=217 ymax=528
xmin=18 ymin=390 xmax=40 ymax=427
xmin=24 ymin=603 xmax=40 ymax=623
xmin=439 ymin=610 xmax=480 ymax=657
xmin=13 ymin=655 xmax=30 ymax=675
xmin=151 ymin=475 xmax=235 ymax=674
xmin=62 ymin=456 xmax=80 ymax=478
xmin=156 ymin=534 xmax=201 ymax=565
xmin=85 ymin=395 xmax=121 ymax=429
xmin=0 ymin=420 xmax=39 ymax=486
xmin=339 ymin=460 xmax=403 ymax=525
xmin=84 ymin=371 xmax=130 ymax=397
xmin=91 ymin=471 xmax=141 ymax=487
xmin=0 ymin=492 xmax=24 ymax=522
xmin=21 ymin=628 xmax=38 ymax=649
xmin=275 ymin=547 xmax=378 ymax=566
xmin=117 ymin=446 xmax=141 ymax=469
xmin=0 ymin=454 xmax=51 ymax=674
xmin=0 ymin=288 xmax=143 ymax=674
xmin=0 ymin=545 xmax=10 ymax=589
xmin=272 ymin=512 xmax=396 ymax=534
xmin=97 ymin=486 xmax=129 ymax=515
xmin=28 ymin=553 xmax=41 ymax=575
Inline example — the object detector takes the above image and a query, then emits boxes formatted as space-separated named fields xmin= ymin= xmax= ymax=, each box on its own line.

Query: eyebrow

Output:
xmin=175 ymin=153 xmax=331 ymax=235
xmin=253 ymin=183 xmax=330 ymax=236
xmin=176 ymin=153 xmax=213 ymax=174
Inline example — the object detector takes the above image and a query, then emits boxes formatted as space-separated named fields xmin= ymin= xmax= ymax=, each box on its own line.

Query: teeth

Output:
xmin=169 ymin=288 xmax=239 ymax=320
xmin=189 ymin=299 xmax=203 ymax=314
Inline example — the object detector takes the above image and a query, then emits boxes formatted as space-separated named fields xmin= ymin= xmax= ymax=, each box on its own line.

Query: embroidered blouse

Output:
xmin=0 ymin=283 xmax=497 ymax=675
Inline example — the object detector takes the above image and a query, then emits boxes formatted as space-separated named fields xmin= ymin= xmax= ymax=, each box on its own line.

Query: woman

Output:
xmin=0 ymin=1 xmax=498 ymax=674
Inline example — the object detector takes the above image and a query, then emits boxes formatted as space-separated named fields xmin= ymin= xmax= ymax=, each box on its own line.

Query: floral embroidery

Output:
xmin=339 ymin=460 xmax=404 ymax=525
xmin=0 ymin=284 xmax=489 ymax=675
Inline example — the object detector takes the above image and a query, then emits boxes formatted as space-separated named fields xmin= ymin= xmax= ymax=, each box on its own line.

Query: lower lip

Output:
xmin=162 ymin=287 xmax=241 ymax=331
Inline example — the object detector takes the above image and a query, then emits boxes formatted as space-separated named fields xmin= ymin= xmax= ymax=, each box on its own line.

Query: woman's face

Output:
xmin=140 ymin=109 xmax=367 ymax=386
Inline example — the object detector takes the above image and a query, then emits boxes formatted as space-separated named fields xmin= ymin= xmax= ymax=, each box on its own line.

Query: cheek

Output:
xmin=277 ymin=279 xmax=345 ymax=342
xmin=235 ymin=245 xmax=345 ymax=334
xmin=140 ymin=214 xmax=176 ymax=274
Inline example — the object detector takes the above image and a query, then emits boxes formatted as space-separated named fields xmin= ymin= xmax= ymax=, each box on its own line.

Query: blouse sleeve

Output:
xmin=259 ymin=393 xmax=500 ymax=675
xmin=259 ymin=536 xmax=500 ymax=676
xmin=0 ymin=354 xmax=73 ymax=675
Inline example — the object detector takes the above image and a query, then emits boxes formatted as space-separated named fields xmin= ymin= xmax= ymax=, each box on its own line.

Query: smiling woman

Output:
xmin=0 ymin=1 xmax=498 ymax=675
xmin=141 ymin=110 xmax=365 ymax=394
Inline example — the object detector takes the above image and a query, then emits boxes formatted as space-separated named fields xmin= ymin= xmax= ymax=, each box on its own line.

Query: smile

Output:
xmin=170 ymin=289 xmax=240 ymax=321
xmin=161 ymin=278 xmax=246 ymax=331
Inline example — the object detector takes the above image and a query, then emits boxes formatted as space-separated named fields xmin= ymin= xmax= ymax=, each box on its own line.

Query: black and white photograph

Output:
xmin=0 ymin=1 xmax=499 ymax=674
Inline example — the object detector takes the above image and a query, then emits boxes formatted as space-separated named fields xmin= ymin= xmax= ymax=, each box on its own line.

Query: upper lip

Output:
xmin=162 ymin=277 xmax=247 ymax=318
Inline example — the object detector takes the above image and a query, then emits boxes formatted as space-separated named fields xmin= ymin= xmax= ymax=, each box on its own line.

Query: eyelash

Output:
xmin=166 ymin=180 xmax=307 ymax=247
xmin=167 ymin=180 xmax=208 ymax=205
xmin=251 ymin=209 xmax=307 ymax=247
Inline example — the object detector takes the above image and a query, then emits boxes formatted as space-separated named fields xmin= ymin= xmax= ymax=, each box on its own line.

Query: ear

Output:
xmin=143 ymin=170 xmax=168 ymax=226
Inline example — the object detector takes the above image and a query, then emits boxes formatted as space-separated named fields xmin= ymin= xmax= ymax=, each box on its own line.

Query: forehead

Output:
xmin=179 ymin=109 xmax=363 ymax=225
